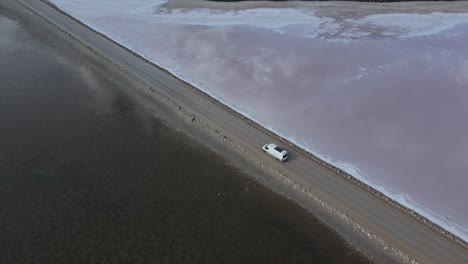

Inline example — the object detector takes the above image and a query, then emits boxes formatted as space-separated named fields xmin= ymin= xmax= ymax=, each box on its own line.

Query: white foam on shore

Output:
xmin=357 ymin=12 xmax=468 ymax=38
xmin=151 ymin=7 xmax=321 ymax=29
xmin=53 ymin=0 xmax=468 ymax=41
xmin=50 ymin=0 xmax=468 ymax=243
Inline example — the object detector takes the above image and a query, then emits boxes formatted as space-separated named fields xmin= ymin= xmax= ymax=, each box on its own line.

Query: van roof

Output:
xmin=274 ymin=146 xmax=284 ymax=153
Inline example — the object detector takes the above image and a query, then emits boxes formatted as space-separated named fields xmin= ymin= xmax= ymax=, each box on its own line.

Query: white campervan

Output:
xmin=262 ymin=143 xmax=288 ymax=162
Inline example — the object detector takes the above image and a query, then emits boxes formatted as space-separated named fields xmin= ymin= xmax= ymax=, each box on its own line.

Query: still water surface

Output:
xmin=0 ymin=5 xmax=371 ymax=263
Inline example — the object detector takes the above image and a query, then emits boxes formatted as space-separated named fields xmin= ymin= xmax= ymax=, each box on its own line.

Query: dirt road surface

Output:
xmin=20 ymin=0 xmax=467 ymax=263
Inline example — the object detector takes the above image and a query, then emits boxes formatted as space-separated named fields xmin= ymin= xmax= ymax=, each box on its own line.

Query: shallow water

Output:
xmin=51 ymin=0 xmax=468 ymax=239
xmin=0 ymin=4 xmax=371 ymax=263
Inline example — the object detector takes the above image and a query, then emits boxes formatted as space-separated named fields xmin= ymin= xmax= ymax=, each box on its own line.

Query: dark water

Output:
xmin=0 ymin=3 xmax=372 ymax=264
